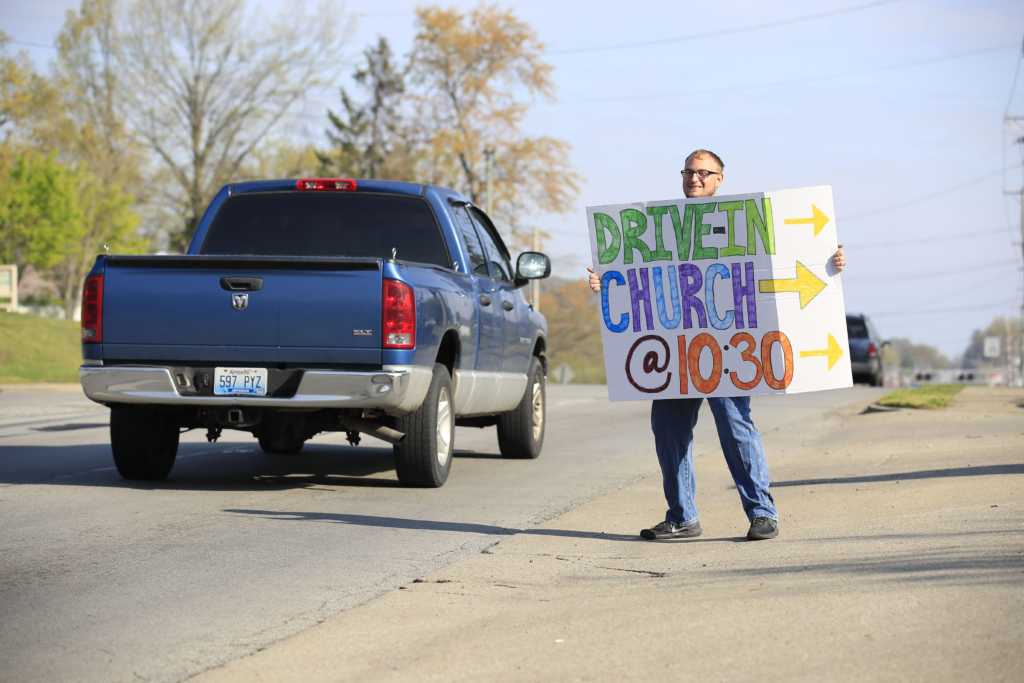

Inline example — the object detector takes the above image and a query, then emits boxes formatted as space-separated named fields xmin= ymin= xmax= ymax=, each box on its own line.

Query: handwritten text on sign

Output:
xmin=587 ymin=186 xmax=852 ymax=401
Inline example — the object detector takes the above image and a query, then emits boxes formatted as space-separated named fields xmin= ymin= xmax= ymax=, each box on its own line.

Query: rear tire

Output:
xmin=394 ymin=364 xmax=454 ymax=487
xmin=497 ymin=356 xmax=545 ymax=459
xmin=110 ymin=406 xmax=179 ymax=481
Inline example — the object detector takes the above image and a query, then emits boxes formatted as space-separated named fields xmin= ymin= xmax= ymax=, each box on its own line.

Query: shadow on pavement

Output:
xmin=222 ymin=508 xmax=646 ymax=542
xmin=707 ymin=538 xmax=1024 ymax=587
xmin=0 ymin=442 xmax=411 ymax=490
xmin=773 ymin=463 xmax=1024 ymax=487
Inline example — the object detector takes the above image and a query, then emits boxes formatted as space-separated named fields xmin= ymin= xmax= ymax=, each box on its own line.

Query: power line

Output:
xmin=1004 ymin=34 xmax=1024 ymax=116
xmin=844 ymin=258 xmax=1019 ymax=284
xmin=843 ymin=227 xmax=1013 ymax=250
xmin=5 ymin=39 xmax=54 ymax=50
xmin=546 ymin=0 xmax=905 ymax=55
xmin=871 ymin=298 xmax=1019 ymax=318
xmin=580 ymin=43 xmax=1014 ymax=103
xmin=843 ymin=163 xmax=1024 ymax=222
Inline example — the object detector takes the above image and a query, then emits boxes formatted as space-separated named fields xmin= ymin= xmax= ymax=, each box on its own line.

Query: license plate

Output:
xmin=214 ymin=367 xmax=268 ymax=396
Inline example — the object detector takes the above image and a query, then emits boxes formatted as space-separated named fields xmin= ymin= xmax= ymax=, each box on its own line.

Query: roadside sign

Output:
xmin=0 ymin=265 xmax=17 ymax=312
xmin=983 ymin=336 xmax=1000 ymax=359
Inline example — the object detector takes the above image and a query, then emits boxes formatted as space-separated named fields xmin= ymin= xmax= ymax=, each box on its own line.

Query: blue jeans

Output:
xmin=650 ymin=397 xmax=776 ymax=524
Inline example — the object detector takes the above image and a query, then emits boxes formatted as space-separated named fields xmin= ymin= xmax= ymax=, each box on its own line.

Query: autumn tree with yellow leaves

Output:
xmin=409 ymin=5 xmax=580 ymax=248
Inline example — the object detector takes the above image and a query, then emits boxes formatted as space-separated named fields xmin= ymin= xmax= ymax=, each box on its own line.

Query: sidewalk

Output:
xmin=195 ymin=387 xmax=1024 ymax=682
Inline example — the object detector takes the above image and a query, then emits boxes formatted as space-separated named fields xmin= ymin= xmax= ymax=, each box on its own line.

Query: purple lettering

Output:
xmin=730 ymin=261 xmax=758 ymax=329
xmin=627 ymin=268 xmax=655 ymax=332
xmin=678 ymin=263 xmax=707 ymax=329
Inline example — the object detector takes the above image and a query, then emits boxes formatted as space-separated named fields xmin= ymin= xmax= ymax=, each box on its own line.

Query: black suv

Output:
xmin=846 ymin=313 xmax=885 ymax=386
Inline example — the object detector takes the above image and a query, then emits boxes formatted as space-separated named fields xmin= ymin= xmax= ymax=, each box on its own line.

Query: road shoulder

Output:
xmin=194 ymin=387 xmax=1024 ymax=682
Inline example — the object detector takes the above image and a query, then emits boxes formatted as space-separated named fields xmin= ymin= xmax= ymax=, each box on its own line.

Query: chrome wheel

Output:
xmin=436 ymin=386 xmax=452 ymax=467
xmin=530 ymin=377 xmax=544 ymax=442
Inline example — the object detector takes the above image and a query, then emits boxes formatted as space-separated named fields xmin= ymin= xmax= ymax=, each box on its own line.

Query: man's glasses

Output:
xmin=681 ymin=169 xmax=721 ymax=180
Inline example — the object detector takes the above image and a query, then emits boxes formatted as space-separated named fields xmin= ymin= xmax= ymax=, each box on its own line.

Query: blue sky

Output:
xmin=2 ymin=0 xmax=1023 ymax=361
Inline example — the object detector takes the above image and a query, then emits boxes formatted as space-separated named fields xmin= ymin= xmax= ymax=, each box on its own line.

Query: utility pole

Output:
xmin=1005 ymin=35 xmax=1024 ymax=386
xmin=1010 ymin=133 xmax=1024 ymax=387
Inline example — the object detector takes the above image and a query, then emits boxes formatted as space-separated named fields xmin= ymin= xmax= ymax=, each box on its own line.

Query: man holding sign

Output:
xmin=587 ymin=149 xmax=846 ymax=541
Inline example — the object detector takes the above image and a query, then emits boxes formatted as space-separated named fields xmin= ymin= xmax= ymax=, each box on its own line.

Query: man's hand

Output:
xmin=586 ymin=266 xmax=600 ymax=293
xmin=831 ymin=245 xmax=846 ymax=272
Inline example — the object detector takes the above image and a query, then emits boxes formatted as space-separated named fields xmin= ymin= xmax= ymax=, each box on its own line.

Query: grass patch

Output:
xmin=877 ymin=384 xmax=964 ymax=409
xmin=0 ymin=312 xmax=81 ymax=383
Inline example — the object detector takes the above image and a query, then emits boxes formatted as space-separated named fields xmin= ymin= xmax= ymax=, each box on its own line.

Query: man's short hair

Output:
xmin=685 ymin=149 xmax=724 ymax=171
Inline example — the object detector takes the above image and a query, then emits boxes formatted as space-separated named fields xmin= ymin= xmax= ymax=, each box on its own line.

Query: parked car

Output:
xmin=79 ymin=178 xmax=552 ymax=487
xmin=846 ymin=313 xmax=886 ymax=386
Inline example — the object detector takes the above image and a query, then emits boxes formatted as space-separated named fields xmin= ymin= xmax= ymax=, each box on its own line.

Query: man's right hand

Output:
xmin=586 ymin=266 xmax=600 ymax=293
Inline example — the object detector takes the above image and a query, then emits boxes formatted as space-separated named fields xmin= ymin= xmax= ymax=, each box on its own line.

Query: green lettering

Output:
xmin=645 ymin=206 xmax=674 ymax=262
xmin=692 ymin=202 xmax=719 ymax=260
xmin=718 ymin=200 xmax=745 ymax=257
xmin=594 ymin=212 xmax=621 ymax=265
xmin=745 ymin=198 xmax=776 ymax=255
xmin=669 ymin=205 xmax=691 ymax=261
xmin=620 ymin=208 xmax=653 ymax=264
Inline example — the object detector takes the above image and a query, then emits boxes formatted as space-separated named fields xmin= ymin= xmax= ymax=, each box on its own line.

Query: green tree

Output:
xmin=318 ymin=37 xmax=419 ymax=180
xmin=0 ymin=151 xmax=83 ymax=275
xmin=408 ymin=5 xmax=580 ymax=249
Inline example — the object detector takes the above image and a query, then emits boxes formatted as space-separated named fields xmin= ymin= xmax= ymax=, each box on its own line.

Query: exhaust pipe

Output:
xmin=337 ymin=415 xmax=405 ymax=445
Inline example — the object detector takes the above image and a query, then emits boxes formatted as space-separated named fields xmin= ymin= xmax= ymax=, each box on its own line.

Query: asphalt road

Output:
xmin=0 ymin=383 xmax=884 ymax=682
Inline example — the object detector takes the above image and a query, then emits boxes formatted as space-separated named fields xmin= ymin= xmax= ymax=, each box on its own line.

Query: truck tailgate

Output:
xmin=102 ymin=256 xmax=383 ymax=365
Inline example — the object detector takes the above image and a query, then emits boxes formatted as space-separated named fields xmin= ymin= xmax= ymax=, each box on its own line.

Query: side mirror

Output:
xmin=515 ymin=251 xmax=551 ymax=286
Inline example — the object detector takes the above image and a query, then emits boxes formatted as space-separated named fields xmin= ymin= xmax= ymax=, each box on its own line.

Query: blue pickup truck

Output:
xmin=79 ymin=178 xmax=551 ymax=487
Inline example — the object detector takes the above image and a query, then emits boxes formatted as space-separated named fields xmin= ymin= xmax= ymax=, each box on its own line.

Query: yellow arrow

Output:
xmin=800 ymin=333 xmax=844 ymax=370
xmin=784 ymin=204 xmax=830 ymax=236
xmin=757 ymin=261 xmax=827 ymax=309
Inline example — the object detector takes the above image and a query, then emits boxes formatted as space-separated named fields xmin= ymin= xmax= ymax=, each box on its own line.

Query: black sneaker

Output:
xmin=747 ymin=517 xmax=779 ymax=541
xmin=640 ymin=519 xmax=702 ymax=541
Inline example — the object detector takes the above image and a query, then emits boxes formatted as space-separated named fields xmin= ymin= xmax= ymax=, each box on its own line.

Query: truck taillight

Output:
xmin=81 ymin=274 xmax=104 ymax=343
xmin=867 ymin=342 xmax=878 ymax=357
xmin=382 ymin=279 xmax=415 ymax=349
xmin=296 ymin=178 xmax=357 ymax=192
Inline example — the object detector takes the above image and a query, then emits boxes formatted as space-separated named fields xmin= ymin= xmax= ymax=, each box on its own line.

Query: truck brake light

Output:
xmin=81 ymin=273 xmax=104 ymax=343
xmin=867 ymin=342 xmax=878 ymax=357
xmin=296 ymin=178 xmax=357 ymax=192
xmin=382 ymin=279 xmax=415 ymax=349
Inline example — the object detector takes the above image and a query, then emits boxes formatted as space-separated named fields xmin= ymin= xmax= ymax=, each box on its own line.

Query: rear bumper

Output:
xmin=850 ymin=359 xmax=880 ymax=376
xmin=80 ymin=364 xmax=432 ymax=413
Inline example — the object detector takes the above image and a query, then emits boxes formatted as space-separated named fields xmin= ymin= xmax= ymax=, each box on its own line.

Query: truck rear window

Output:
xmin=200 ymin=192 xmax=450 ymax=266
xmin=846 ymin=317 xmax=868 ymax=338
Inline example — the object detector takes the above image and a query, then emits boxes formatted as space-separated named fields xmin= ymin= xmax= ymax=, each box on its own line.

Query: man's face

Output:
xmin=681 ymin=154 xmax=724 ymax=198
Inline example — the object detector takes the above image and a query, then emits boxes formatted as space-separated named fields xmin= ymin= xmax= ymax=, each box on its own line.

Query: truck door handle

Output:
xmin=502 ymin=300 xmax=514 ymax=311
xmin=220 ymin=277 xmax=263 ymax=292
xmin=479 ymin=294 xmax=492 ymax=306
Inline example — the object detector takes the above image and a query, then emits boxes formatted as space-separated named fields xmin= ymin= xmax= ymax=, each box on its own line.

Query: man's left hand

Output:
xmin=831 ymin=245 xmax=846 ymax=272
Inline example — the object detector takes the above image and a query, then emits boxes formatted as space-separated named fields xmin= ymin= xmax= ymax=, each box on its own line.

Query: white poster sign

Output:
xmin=587 ymin=186 xmax=851 ymax=401
xmin=983 ymin=336 xmax=1001 ymax=359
